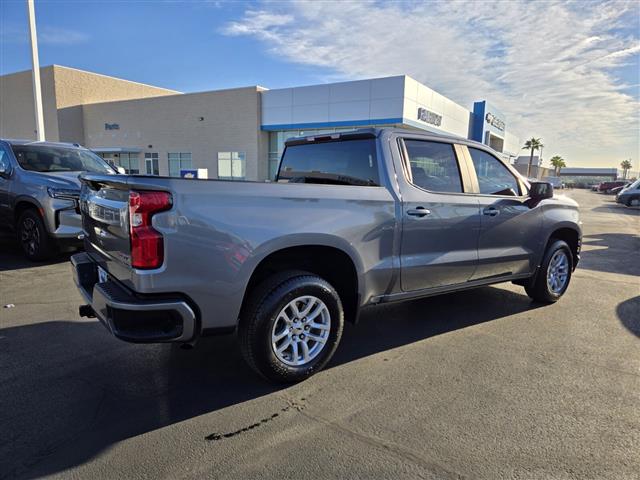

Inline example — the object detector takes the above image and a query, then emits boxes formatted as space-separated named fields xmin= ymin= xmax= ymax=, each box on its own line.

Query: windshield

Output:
xmin=12 ymin=144 xmax=115 ymax=174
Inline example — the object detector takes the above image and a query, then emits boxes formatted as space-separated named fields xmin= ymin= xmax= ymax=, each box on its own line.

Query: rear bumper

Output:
xmin=71 ymin=252 xmax=197 ymax=343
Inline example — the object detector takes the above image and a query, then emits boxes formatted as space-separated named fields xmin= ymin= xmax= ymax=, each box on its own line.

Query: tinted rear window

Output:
xmin=277 ymin=139 xmax=379 ymax=186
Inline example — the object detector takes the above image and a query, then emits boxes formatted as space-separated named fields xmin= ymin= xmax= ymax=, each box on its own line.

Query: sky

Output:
xmin=1 ymin=0 xmax=638 ymax=171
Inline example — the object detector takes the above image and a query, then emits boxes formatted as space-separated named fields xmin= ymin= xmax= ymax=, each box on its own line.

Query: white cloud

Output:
xmin=223 ymin=0 xmax=640 ymax=167
xmin=39 ymin=27 xmax=89 ymax=45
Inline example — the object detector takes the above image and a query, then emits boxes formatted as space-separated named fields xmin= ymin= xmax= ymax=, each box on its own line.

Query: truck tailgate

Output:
xmin=79 ymin=174 xmax=138 ymax=285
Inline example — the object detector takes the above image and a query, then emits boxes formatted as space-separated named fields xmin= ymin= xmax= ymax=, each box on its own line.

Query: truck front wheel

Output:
xmin=239 ymin=271 xmax=344 ymax=383
xmin=525 ymin=239 xmax=573 ymax=303
xmin=17 ymin=209 xmax=55 ymax=261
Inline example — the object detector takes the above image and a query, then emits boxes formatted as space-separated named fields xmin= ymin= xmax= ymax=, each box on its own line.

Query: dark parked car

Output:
xmin=615 ymin=179 xmax=640 ymax=206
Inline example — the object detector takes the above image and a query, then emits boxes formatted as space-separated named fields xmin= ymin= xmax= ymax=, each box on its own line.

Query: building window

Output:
xmin=100 ymin=152 xmax=139 ymax=174
xmin=145 ymin=152 xmax=159 ymax=175
xmin=217 ymin=152 xmax=246 ymax=180
xmin=168 ymin=152 xmax=192 ymax=177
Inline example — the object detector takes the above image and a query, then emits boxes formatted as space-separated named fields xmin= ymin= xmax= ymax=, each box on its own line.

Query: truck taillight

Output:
xmin=129 ymin=190 xmax=172 ymax=269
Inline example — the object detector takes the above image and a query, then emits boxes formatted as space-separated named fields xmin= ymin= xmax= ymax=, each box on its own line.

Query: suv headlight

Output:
xmin=47 ymin=187 xmax=80 ymax=200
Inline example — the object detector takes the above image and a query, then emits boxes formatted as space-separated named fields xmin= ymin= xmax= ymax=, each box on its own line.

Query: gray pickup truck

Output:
xmin=71 ymin=128 xmax=581 ymax=382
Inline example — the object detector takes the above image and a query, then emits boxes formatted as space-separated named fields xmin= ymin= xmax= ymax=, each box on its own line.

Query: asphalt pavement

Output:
xmin=0 ymin=189 xmax=638 ymax=479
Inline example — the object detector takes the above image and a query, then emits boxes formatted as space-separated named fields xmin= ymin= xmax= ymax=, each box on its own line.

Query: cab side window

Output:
xmin=468 ymin=147 xmax=520 ymax=196
xmin=404 ymin=140 xmax=463 ymax=193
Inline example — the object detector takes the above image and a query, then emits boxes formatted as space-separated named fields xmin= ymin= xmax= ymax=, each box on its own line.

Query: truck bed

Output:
xmin=79 ymin=173 xmax=397 ymax=334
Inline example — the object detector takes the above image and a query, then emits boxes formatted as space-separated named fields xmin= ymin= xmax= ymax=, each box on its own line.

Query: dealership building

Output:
xmin=0 ymin=65 xmax=521 ymax=180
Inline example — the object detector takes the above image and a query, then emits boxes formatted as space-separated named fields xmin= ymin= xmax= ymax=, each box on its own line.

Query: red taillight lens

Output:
xmin=129 ymin=190 xmax=172 ymax=269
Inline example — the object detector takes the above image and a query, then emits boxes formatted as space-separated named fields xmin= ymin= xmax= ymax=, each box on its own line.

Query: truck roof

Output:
xmin=283 ymin=127 xmax=487 ymax=150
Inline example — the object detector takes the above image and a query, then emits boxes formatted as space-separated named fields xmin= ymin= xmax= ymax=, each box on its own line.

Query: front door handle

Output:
xmin=407 ymin=207 xmax=431 ymax=217
xmin=483 ymin=206 xmax=500 ymax=217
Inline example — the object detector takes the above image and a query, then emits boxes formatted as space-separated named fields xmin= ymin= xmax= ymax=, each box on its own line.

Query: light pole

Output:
xmin=26 ymin=0 xmax=45 ymax=141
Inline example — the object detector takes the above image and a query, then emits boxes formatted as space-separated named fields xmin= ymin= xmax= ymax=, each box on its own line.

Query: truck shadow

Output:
xmin=0 ymin=286 xmax=540 ymax=479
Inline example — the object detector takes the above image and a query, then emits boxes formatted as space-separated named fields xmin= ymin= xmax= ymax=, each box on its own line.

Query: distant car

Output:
xmin=0 ymin=139 xmax=117 ymax=260
xmin=542 ymin=176 xmax=563 ymax=189
xmin=610 ymin=183 xmax=630 ymax=195
xmin=616 ymin=179 xmax=640 ymax=207
xmin=597 ymin=181 xmax=627 ymax=193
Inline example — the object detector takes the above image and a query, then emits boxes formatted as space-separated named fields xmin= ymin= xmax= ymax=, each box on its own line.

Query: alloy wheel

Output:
xmin=546 ymin=250 xmax=569 ymax=294
xmin=271 ymin=295 xmax=331 ymax=366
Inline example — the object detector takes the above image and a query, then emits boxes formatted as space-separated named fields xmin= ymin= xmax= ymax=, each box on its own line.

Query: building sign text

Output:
xmin=485 ymin=113 xmax=505 ymax=131
xmin=417 ymin=108 xmax=442 ymax=127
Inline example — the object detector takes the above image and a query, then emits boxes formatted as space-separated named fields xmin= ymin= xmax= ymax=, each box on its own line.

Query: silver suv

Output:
xmin=0 ymin=139 xmax=116 ymax=260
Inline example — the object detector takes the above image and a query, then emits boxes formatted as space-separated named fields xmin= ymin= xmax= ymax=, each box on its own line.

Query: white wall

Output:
xmin=261 ymin=76 xmax=406 ymax=127
xmin=402 ymin=76 xmax=471 ymax=138
xmin=261 ymin=75 xmax=473 ymax=141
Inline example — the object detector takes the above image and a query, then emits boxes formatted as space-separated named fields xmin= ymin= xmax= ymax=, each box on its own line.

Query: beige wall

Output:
xmin=52 ymin=65 xmax=180 ymax=144
xmin=0 ymin=65 xmax=179 ymax=143
xmin=0 ymin=66 xmax=60 ymax=141
xmin=51 ymin=65 xmax=179 ymax=109
xmin=83 ymin=87 xmax=266 ymax=180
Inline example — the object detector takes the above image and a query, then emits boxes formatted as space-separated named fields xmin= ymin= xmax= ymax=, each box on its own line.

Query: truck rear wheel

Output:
xmin=239 ymin=271 xmax=344 ymax=383
xmin=525 ymin=239 xmax=573 ymax=303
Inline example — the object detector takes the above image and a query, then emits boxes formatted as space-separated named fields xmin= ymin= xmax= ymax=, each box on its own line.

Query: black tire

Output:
xmin=17 ymin=209 xmax=56 ymax=261
xmin=626 ymin=196 xmax=639 ymax=207
xmin=238 ymin=270 xmax=344 ymax=383
xmin=525 ymin=239 xmax=573 ymax=304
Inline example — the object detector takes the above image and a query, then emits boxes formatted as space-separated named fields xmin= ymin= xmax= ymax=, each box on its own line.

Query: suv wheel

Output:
xmin=525 ymin=239 xmax=573 ymax=303
xmin=627 ymin=196 xmax=640 ymax=207
xmin=17 ymin=210 xmax=55 ymax=261
xmin=239 ymin=270 xmax=344 ymax=383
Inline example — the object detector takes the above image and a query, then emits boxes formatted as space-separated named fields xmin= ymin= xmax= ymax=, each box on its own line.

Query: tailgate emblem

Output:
xmin=88 ymin=201 xmax=122 ymax=225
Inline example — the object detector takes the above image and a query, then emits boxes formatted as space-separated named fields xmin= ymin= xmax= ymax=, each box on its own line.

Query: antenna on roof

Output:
xmin=26 ymin=0 xmax=45 ymax=141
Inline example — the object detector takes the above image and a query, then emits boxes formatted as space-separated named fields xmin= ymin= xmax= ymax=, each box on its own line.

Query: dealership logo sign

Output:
xmin=417 ymin=107 xmax=442 ymax=127
xmin=485 ymin=113 xmax=505 ymax=131
xmin=104 ymin=123 xmax=120 ymax=130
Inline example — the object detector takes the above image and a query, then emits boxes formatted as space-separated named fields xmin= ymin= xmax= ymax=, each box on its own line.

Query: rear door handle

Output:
xmin=407 ymin=207 xmax=431 ymax=217
xmin=482 ymin=206 xmax=500 ymax=216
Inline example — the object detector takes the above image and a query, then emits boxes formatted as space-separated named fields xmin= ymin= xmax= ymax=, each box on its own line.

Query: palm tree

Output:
xmin=549 ymin=155 xmax=566 ymax=176
xmin=522 ymin=137 xmax=544 ymax=178
xmin=620 ymin=159 xmax=632 ymax=179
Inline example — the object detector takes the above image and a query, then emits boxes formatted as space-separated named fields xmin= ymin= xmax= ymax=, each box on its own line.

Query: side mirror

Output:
xmin=0 ymin=162 xmax=10 ymax=178
xmin=116 ymin=166 xmax=126 ymax=175
xmin=529 ymin=181 xmax=554 ymax=202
